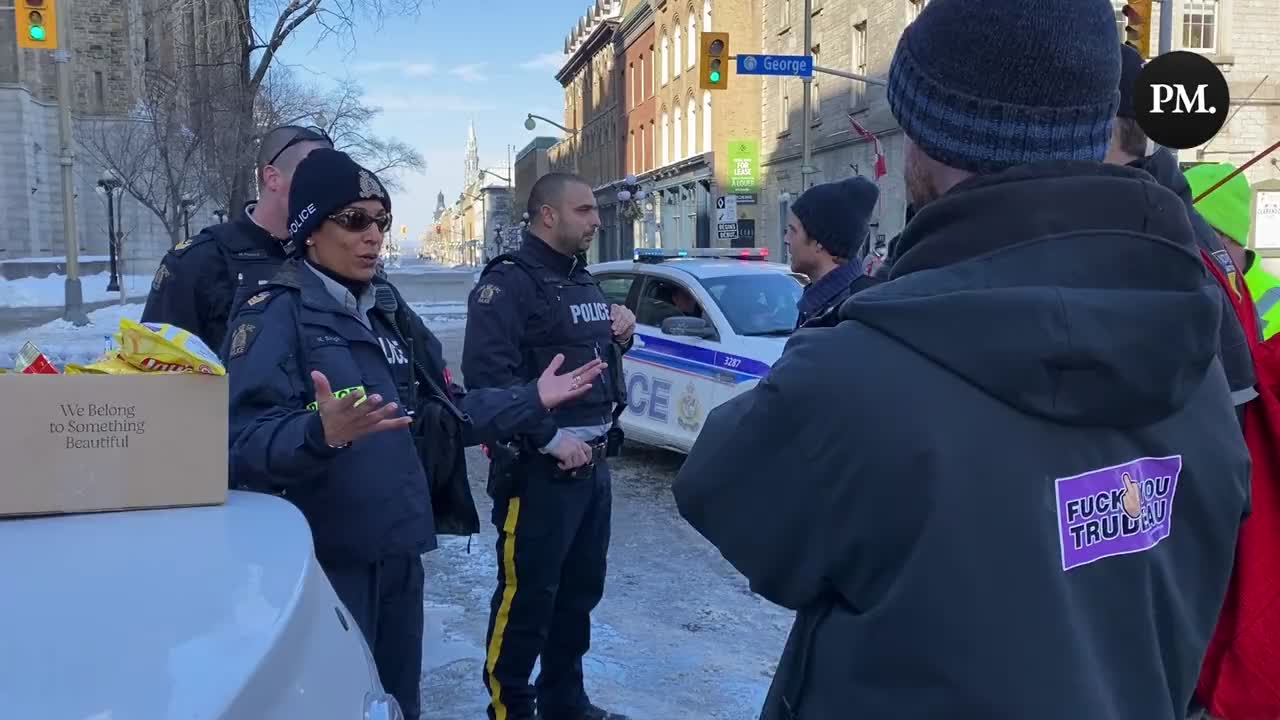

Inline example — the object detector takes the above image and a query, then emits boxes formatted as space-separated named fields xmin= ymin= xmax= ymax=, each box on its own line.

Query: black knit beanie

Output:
xmin=791 ymin=176 xmax=880 ymax=260
xmin=1117 ymin=43 xmax=1145 ymax=119
xmin=287 ymin=148 xmax=391 ymax=245
xmin=887 ymin=0 xmax=1121 ymax=174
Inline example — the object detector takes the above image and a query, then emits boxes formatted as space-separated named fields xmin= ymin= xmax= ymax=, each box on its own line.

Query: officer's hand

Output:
xmin=548 ymin=435 xmax=593 ymax=471
xmin=537 ymin=353 xmax=607 ymax=409
xmin=610 ymin=304 xmax=636 ymax=343
xmin=311 ymin=370 xmax=413 ymax=447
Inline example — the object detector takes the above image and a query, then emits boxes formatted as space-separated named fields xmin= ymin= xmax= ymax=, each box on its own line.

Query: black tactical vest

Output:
xmin=488 ymin=248 xmax=619 ymax=428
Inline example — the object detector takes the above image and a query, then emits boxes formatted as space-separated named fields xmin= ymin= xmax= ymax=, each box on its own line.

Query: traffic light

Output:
xmin=15 ymin=0 xmax=58 ymax=50
xmin=700 ymin=31 xmax=730 ymax=91
xmin=1122 ymin=0 xmax=1151 ymax=58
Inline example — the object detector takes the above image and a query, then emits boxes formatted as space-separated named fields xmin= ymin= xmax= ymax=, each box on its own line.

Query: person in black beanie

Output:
xmin=1104 ymin=42 xmax=1258 ymax=424
xmin=223 ymin=149 xmax=608 ymax=719
xmin=673 ymin=1 xmax=1248 ymax=718
xmin=785 ymin=176 xmax=880 ymax=328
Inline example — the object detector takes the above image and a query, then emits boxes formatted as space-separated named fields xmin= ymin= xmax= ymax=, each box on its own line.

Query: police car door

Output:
xmin=627 ymin=275 xmax=724 ymax=453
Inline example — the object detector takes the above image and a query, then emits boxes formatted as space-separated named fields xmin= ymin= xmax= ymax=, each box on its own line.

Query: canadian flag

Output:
xmin=849 ymin=116 xmax=887 ymax=180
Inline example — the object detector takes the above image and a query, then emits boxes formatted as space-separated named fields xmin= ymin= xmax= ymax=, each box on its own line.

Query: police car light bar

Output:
xmin=634 ymin=247 xmax=770 ymax=263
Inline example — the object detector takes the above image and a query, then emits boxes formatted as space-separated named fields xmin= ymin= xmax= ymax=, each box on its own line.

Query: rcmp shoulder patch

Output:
xmin=151 ymin=263 xmax=171 ymax=291
xmin=476 ymin=283 xmax=501 ymax=305
xmin=228 ymin=321 xmax=257 ymax=359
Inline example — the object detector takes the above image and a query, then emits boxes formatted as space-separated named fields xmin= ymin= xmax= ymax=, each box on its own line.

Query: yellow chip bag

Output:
xmin=114 ymin=319 xmax=226 ymax=375
xmin=66 ymin=356 xmax=141 ymax=375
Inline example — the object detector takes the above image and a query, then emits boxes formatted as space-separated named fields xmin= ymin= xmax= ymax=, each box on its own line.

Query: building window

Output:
xmin=661 ymin=33 xmax=670 ymax=85
xmin=674 ymin=106 xmax=684 ymax=161
xmin=907 ymin=0 xmax=926 ymax=24
xmin=674 ymin=23 xmax=683 ymax=78
xmin=93 ymin=71 xmax=105 ymax=113
xmin=629 ymin=62 xmax=635 ymax=108
xmin=811 ymin=39 xmax=821 ymax=121
xmin=640 ymin=129 xmax=647 ymax=172
xmin=688 ymin=14 xmax=697 ymax=69
xmin=851 ymin=21 xmax=867 ymax=107
xmin=1110 ymin=0 xmax=1126 ymax=40
xmin=1182 ymin=0 xmax=1219 ymax=53
xmin=650 ymin=121 xmax=656 ymax=169
xmin=703 ymin=0 xmax=712 ymax=31
xmin=780 ymin=84 xmax=791 ymax=133
xmin=782 ymin=0 xmax=792 ymax=27
xmin=649 ymin=44 xmax=655 ymax=94
xmin=687 ymin=96 xmax=697 ymax=156
xmin=639 ymin=55 xmax=646 ymax=98
xmin=630 ymin=130 xmax=637 ymax=173
xmin=662 ymin=112 xmax=670 ymax=165
xmin=702 ymin=90 xmax=712 ymax=154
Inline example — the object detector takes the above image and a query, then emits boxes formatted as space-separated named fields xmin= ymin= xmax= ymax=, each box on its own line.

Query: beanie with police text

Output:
xmin=287 ymin=148 xmax=391 ymax=245
xmin=887 ymin=0 xmax=1120 ymax=174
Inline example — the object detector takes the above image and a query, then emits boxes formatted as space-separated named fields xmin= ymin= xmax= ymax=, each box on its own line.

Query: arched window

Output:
xmin=702 ymin=90 xmax=712 ymax=152
xmin=639 ymin=129 xmax=646 ymax=172
xmin=661 ymin=111 xmax=670 ymax=165
xmin=703 ymin=0 xmax=712 ymax=31
xmin=687 ymin=95 xmax=697 ymax=156
xmin=630 ymin=130 xmax=636 ymax=173
xmin=687 ymin=14 xmax=697 ymax=69
xmin=674 ymin=106 xmax=683 ymax=161
xmin=650 ymin=121 xmax=656 ymax=170
xmin=660 ymin=32 xmax=669 ymax=85
xmin=673 ymin=22 xmax=682 ymax=78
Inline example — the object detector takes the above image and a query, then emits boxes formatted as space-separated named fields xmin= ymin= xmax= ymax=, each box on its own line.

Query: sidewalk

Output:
xmin=0 ymin=298 xmax=143 ymax=336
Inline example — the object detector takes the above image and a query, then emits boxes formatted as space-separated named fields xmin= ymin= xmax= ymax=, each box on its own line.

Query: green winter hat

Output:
xmin=1187 ymin=162 xmax=1253 ymax=246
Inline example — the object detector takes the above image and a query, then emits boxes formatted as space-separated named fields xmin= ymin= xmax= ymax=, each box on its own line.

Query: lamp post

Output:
xmin=96 ymin=170 xmax=123 ymax=293
xmin=213 ymin=208 xmax=227 ymax=224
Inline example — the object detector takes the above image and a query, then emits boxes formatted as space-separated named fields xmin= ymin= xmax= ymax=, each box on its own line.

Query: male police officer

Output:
xmin=141 ymin=125 xmax=333 ymax=352
xmin=463 ymin=172 xmax=635 ymax=720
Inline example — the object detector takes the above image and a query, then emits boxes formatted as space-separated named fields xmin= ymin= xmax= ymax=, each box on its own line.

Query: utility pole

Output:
xmin=55 ymin=0 xmax=87 ymax=325
xmin=1158 ymin=0 xmax=1173 ymax=55
xmin=799 ymin=0 xmax=815 ymax=191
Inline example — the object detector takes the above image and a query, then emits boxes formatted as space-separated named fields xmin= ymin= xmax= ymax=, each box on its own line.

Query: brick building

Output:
xmin=0 ymin=0 xmax=237 ymax=278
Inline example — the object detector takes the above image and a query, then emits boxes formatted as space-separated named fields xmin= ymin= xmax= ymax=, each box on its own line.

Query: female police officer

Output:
xmin=223 ymin=149 xmax=606 ymax=719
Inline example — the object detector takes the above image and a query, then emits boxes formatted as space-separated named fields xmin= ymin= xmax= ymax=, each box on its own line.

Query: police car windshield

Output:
xmin=697 ymin=273 xmax=802 ymax=336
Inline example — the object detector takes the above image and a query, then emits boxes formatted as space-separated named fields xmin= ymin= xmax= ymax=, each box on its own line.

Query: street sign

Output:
xmin=715 ymin=195 xmax=738 ymax=224
xmin=717 ymin=223 xmax=739 ymax=241
xmin=735 ymin=54 xmax=813 ymax=78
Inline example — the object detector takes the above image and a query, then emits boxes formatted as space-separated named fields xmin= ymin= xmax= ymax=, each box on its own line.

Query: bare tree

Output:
xmin=78 ymin=72 xmax=209 ymax=249
xmin=209 ymin=0 xmax=427 ymax=209
xmin=257 ymin=68 xmax=425 ymax=190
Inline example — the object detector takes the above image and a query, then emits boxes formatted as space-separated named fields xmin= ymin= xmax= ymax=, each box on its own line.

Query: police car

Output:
xmin=589 ymin=247 xmax=805 ymax=454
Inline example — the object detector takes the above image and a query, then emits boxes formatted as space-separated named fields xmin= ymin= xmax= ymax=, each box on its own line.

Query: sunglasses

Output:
xmin=329 ymin=208 xmax=393 ymax=234
xmin=261 ymin=125 xmax=334 ymax=169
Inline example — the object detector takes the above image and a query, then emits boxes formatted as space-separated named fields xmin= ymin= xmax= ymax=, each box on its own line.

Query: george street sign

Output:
xmin=735 ymin=54 xmax=813 ymax=78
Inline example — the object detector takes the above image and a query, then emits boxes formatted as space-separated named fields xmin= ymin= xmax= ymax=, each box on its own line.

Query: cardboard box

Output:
xmin=0 ymin=373 xmax=228 ymax=517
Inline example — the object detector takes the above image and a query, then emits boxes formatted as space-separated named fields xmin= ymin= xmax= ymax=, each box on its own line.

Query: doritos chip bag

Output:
xmin=114 ymin=319 xmax=226 ymax=375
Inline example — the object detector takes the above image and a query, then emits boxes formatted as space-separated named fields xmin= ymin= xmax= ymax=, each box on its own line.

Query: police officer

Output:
xmin=463 ymin=172 xmax=635 ymax=720
xmin=142 ymin=125 xmax=333 ymax=353
xmin=785 ymin=176 xmax=881 ymax=329
xmin=225 ymin=152 xmax=606 ymax=720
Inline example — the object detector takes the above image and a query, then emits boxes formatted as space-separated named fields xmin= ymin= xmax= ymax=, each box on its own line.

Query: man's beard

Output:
xmin=905 ymin=154 xmax=940 ymax=210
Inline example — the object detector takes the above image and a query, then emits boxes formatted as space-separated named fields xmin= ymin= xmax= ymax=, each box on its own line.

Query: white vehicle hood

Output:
xmin=0 ymin=491 xmax=330 ymax=719
xmin=732 ymin=335 xmax=789 ymax=368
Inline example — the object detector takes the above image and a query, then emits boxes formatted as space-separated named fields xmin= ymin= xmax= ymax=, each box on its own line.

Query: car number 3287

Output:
xmin=721 ymin=356 xmax=742 ymax=369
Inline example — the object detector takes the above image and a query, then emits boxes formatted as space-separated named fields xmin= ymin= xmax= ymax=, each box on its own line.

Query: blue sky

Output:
xmin=276 ymin=0 xmax=589 ymax=248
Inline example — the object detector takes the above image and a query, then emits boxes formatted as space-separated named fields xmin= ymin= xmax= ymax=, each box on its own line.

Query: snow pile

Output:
xmin=411 ymin=302 xmax=468 ymax=326
xmin=0 ymin=303 xmax=143 ymax=369
xmin=0 ymin=272 xmax=154 ymax=308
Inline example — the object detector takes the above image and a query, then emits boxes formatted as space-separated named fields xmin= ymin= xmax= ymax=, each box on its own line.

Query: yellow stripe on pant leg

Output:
xmin=485 ymin=496 xmax=522 ymax=720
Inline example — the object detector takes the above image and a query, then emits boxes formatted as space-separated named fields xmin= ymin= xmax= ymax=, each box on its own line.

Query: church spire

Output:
xmin=465 ymin=120 xmax=480 ymax=186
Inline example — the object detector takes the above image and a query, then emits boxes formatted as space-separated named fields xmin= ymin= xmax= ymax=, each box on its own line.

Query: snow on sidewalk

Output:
xmin=0 ymin=272 xmax=154 ymax=308
xmin=0 ymin=302 xmax=467 ymax=370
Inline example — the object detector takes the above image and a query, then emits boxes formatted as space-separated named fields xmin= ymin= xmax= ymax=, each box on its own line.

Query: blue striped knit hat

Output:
xmin=887 ymin=0 xmax=1121 ymax=174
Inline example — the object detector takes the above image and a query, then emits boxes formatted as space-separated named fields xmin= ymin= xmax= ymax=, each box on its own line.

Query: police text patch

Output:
xmin=1055 ymin=455 xmax=1182 ymax=572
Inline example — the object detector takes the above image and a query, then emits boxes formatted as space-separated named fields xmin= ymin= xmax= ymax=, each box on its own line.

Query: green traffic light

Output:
xmin=709 ymin=70 xmax=721 ymax=83
xmin=29 ymin=25 xmax=46 ymax=41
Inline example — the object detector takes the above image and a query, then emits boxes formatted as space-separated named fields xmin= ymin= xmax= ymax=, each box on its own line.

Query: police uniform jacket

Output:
xmin=462 ymin=232 xmax=628 ymax=448
xmin=142 ymin=204 xmax=294 ymax=354
xmin=675 ymin=162 xmax=1250 ymax=720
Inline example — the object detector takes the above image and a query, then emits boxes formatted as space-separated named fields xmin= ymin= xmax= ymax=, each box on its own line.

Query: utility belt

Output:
xmin=485 ymin=429 xmax=618 ymax=499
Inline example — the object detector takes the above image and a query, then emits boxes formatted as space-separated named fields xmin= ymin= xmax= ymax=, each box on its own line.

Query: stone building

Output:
xmin=551 ymin=0 xmax=625 ymax=262
xmin=638 ymin=0 xmax=762 ymax=251
xmin=514 ymin=135 xmax=558 ymax=216
xmin=0 ymin=0 xmax=235 ymax=279
xmin=426 ymin=123 xmax=514 ymax=265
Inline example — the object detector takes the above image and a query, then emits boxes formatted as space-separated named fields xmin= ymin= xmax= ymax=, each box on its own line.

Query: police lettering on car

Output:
xmin=225 ymin=152 xmax=604 ymax=720
xmin=141 ymin=125 xmax=333 ymax=353
xmin=462 ymin=172 xmax=635 ymax=720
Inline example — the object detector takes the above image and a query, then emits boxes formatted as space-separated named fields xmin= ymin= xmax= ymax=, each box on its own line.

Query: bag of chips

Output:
xmin=14 ymin=341 xmax=59 ymax=374
xmin=113 ymin=319 xmax=226 ymax=375
xmin=64 ymin=355 xmax=140 ymax=374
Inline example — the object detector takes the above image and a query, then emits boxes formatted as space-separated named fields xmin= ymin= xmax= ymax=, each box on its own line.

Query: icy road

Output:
xmin=421 ymin=324 xmax=792 ymax=720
